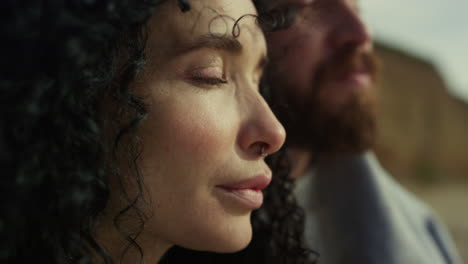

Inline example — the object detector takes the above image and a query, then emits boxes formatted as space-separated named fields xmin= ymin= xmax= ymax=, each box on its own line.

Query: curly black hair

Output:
xmin=0 ymin=0 xmax=315 ymax=263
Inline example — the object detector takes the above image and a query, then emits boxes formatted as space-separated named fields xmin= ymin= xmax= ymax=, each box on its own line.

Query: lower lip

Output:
xmin=340 ymin=72 xmax=371 ymax=88
xmin=215 ymin=187 xmax=264 ymax=210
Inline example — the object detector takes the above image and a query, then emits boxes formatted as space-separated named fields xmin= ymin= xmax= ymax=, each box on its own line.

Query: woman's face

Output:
xmin=122 ymin=0 xmax=285 ymax=253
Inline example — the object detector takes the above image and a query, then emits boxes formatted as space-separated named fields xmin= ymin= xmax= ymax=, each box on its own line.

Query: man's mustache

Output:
xmin=316 ymin=46 xmax=379 ymax=87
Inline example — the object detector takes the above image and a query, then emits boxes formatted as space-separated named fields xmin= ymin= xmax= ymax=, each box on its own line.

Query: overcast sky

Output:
xmin=360 ymin=0 xmax=468 ymax=102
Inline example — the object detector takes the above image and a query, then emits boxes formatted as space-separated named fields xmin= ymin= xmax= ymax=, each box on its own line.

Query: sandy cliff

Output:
xmin=374 ymin=42 xmax=468 ymax=182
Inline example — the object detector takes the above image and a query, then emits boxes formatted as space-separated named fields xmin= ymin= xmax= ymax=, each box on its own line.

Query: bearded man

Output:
xmin=255 ymin=0 xmax=463 ymax=263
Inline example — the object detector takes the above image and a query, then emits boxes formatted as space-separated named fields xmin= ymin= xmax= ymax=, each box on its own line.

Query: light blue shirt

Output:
xmin=294 ymin=152 xmax=463 ymax=264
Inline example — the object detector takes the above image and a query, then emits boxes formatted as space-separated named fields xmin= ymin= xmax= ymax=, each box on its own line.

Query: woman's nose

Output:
xmin=237 ymin=94 xmax=286 ymax=159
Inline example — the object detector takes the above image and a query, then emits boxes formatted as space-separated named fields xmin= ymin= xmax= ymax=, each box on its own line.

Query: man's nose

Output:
xmin=327 ymin=3 xmax=372 ymax=51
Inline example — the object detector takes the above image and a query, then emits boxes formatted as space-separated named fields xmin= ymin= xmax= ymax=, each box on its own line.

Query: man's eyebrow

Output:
xmin=176 ymin=34 xmax=243 ymax=56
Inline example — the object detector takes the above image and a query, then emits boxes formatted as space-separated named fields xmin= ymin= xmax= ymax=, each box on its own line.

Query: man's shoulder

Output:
xmin=308 ymin=151 xmax=463 ymax=264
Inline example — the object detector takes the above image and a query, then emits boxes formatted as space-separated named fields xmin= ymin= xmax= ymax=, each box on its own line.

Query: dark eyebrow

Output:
xmin=176 ymin=34 xmax=243 ymax=56
xmin=174 ymin=33 xmax=268 ymax=74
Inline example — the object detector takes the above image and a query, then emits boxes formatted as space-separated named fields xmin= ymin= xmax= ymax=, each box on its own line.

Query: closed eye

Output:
xmin=186 ymin=66 xmax=228 ymax=88
xmin=191 ymin=76 xmax=228 ymax=86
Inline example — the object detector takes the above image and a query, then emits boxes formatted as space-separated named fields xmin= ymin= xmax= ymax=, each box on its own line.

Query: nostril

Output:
xmin=260 ymin=143 xmax=269 ymax=158
xmin=250 ymin=142 xmax=270 ymax=159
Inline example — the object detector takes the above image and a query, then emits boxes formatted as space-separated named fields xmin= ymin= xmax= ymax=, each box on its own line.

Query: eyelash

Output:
xmin=191 ymin=76 xmax=228 ymax=86
xmin=188 ymin=67 xmax=228 ymax=87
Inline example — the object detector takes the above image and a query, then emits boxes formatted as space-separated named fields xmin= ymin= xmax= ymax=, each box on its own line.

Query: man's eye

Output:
xmin=259 ymin=5 xmax=301 ymax=31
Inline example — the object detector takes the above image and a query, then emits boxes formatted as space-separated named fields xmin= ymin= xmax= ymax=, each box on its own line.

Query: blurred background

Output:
xmin=361 ymin=0 xmax=468 ymax=260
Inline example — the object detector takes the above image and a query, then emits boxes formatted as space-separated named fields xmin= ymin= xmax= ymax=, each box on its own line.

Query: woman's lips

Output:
xmin=218 ymin=175 xmax=272 ymax=191
xmin=216 ymin=175 xmax=271 ymax=210
xmin=217 ymin=188 xmax=264 ymax=209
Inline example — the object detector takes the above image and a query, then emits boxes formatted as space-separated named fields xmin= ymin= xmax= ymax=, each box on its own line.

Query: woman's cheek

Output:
xmin=177 ymin=99 xmax=236 ymax=159
xmin=147 ymin=91 xmax=239 ymax=164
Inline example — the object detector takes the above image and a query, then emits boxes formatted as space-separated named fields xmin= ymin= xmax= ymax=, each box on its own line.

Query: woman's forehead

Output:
xmin=147 ymin=0 xmax=265 ymax=60
xmin=155 ymin=0 xmax=261 ymax=39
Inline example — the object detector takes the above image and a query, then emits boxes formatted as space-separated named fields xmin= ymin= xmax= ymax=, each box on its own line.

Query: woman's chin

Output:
xmin=212 ymin=226 xmax=253 ymax=253
xmin=180 ymin=215 xmax=254 ymax=253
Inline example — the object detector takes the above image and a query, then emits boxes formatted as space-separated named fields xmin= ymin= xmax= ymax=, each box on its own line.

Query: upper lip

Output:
xmin=217 ymin=172 xmax=272 ymax=192
xmin=350 ymin=69 xmax=370 ymax=76
xmin=337 ymin=63 xmax=369 ymax=76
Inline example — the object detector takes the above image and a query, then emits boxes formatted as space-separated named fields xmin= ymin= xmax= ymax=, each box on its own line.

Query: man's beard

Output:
xmin=267 ymin=45 xmax=379 ymax=157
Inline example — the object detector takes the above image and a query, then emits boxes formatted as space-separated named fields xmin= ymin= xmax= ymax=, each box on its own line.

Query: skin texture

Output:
xmin=95 ymin=0 xmax=285 ymax=263
xmin=261 ymin=0 xmax=378 ymax=157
